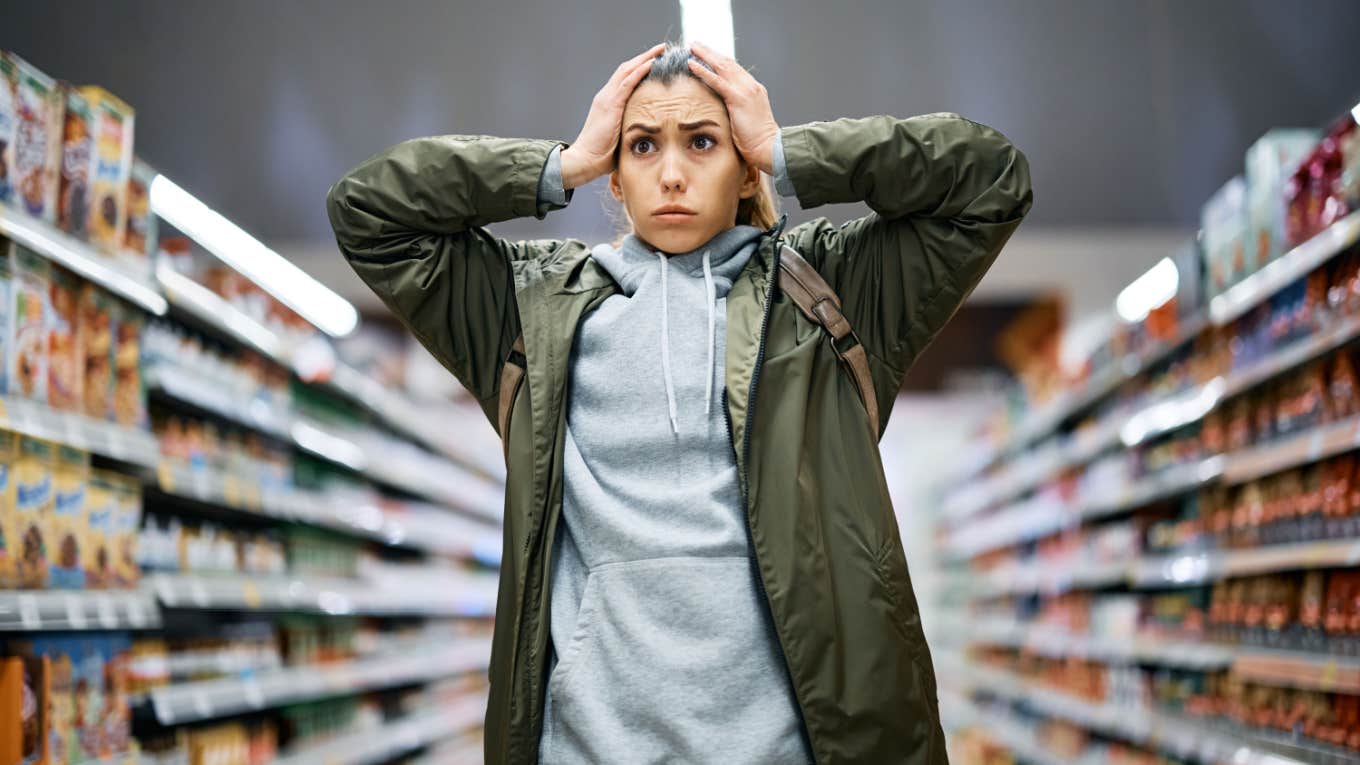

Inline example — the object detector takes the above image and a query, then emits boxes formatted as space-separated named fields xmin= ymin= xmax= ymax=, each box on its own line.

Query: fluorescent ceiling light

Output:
xmin=1115 ymin=256 xmax=1179 ymax=323
xmin=680 ymin=0 xmax=735 ymax=58
xmin=149 ymin=174 xmax=359 ymax=337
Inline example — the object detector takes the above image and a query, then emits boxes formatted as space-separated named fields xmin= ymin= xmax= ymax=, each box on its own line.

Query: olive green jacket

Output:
xmin=326 ymin=113 xmax=1032 ymax=764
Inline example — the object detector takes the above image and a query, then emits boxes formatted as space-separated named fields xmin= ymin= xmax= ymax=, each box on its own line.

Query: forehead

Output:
xmin=623 ymin=78 xmax=728 ymax=126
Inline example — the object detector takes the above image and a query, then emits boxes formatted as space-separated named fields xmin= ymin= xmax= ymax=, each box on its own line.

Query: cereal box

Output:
xmin=81 ymin=470 xmax=116 ymax=589
xmin=9 ymin=244 xmax=49 ymax=403
xmin=77 ymin=87 xmax=133 ymax=256
xmin=112 ymin=302 xmax=144 ymax=428
xmin=0 ymin=654 xmax=50 ymax=765
xmin=46 ymin=267 xmax=82 ymax=411
xmin=0 ymin=430 xmax=17 ymax=587
xmin=56 ymin=86 xmax=95 ymax=240
xmin=110 ymin=472 xmax=141 ymax=587
xmin=9 ymin=54 xmax=63 ymax=223
xmin=122 ymin=159 xmax=156 ymax=268
xmin=0 ymin=240 xmax=12 ymax=397
xmin=0 ymin=54 xmax=19 ymax=207
xmin=47 ymin=446 xmax=89 ymax=589
xmin=77 ymin=282 xmax=114 ymax=419
xmin=14 ymin=436 xmax=53 ymax=589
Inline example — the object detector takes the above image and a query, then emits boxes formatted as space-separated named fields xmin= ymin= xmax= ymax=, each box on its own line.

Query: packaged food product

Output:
xmin=76 ymin=87 xmax=134 ymax=256
xmin=14 ymin=436 xmax=54 ymax=589
xmin=0 ymin=239 xmax=11 ymax=396
xmin=56 ymin=86 xmax=95 ymax=240
xmin=1246 ymin=129 xmax=1320 ymax=271
xmin=8 ymin=243 xmax=49 ymax=403
xmin=110 ymin=472 xmax=141 ymax=587
xmin=77 ymin=282 xmax=114 ymax=420
xmin=0 ymin=429 xmax=13 ymax=588
xmin=112 ymin=302 xmax=144 ymax=427
xmin=0 ymin=654 xmax=49 ymax=765
xmin=1202 ymin=175 xmax=1249 ymax=297
xmin=47 ymin=446 xmax=88 ymax=589
xmin=8 ymin=54 xmax=63 ymax=222
xmin=46 ymin=267 xmax=81 ymax=411
xmin=0 ymin=54 xmax=20 ymax=207
xmin=81 ymin=470 xmax=116 ymax=589
xmin=121 ymin=159 xmax=156 ymax=268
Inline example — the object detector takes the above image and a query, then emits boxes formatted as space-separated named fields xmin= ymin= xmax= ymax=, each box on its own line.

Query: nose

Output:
xmin=660 ymin=149 xmax=685 ymax=193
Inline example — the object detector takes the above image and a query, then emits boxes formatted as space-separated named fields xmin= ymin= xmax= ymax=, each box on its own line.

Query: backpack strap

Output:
xmin=777 ymin=244 xmax=881 ymax=436
xmin=494 ymin=244 xmax=882 ymax=459
xmin=497 ymin=334 xmax=527 ymax=461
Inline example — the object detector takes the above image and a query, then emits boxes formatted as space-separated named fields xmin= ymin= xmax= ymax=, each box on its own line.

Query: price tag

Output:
xmin=64 ymin=595 xmax=89 ymax=629
xmin=192 ymin=691 xmax=212 ymax=720
xmin=126 ymin=595 xmax=148 ymax=628
xmin=1308 ymin=429 xmax=1326 ymax=461
xmin=1320 ymin=661 xmax=1340 ymax=689
xmin=157 ymin=462 xmax=177 ymax=492
xmin=242 ymin=580 xmax=263 ymax=609
xmin=96 ymin=594 xmax=118 ymax=628
xmin=190 ymin=579 xmax=211 ymax=608
xmin=18 ymin=594 xmax=41 ymax=629
xmin=243 ymin=680 xmax=265 ymax=709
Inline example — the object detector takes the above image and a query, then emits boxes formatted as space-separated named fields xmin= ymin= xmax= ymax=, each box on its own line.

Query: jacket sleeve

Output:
xmin=778 ymin=114 xmax=1033 ymax=380
xmin=325 ymin=134 xmax=573 ymax=422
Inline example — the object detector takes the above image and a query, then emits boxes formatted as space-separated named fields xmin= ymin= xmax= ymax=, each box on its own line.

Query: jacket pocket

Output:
xmin=541 ymin=556 xmax=812 ymax=765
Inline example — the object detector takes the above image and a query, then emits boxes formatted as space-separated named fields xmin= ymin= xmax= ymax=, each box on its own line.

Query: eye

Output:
xmin=630 ymin=137 xmax=655 ymax=155
xmin=692 ymin=134 xmax=716 ymax=150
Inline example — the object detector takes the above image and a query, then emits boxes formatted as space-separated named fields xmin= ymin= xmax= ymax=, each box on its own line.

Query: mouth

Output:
xmin=652 ymin=206 xmax=697 ymax=222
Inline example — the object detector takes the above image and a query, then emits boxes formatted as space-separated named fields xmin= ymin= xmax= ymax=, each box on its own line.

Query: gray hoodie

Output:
xmin=531 ymin=144 xmax=814 ymax=764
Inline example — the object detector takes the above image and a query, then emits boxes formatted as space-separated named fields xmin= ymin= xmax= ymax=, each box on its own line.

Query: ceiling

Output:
xmin=6 ymin=1 xmax=1360 ymax=318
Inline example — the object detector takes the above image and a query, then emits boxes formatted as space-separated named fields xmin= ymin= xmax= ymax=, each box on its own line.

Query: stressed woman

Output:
xmin=327 ymin=41 xmax=1032 ymax=765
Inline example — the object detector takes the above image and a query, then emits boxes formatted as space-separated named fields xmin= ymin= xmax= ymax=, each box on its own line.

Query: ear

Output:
xmin=737 ymin=161 xmax=761 ymax=200
xmin=609 ymin=168 xmax=623 ymax=202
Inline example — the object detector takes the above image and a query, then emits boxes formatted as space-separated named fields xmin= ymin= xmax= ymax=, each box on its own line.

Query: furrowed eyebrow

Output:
xmin=624 ymin=119 xmax=720 ymax=133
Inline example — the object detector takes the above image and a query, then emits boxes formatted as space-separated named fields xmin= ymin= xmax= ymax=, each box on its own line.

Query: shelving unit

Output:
xmin=272 ymin=690 xmax=488 ymax=765
xmin=934 ymin=207 xmax=1360 ymax=761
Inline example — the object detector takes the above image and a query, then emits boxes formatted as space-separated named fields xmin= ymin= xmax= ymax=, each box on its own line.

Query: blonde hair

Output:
xmin=609 ymin=40 xmax=780 ymax=247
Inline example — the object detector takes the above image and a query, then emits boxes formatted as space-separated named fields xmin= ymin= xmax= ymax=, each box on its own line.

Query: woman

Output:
xmin=328 ymin=41 xmax=1031 ymax=764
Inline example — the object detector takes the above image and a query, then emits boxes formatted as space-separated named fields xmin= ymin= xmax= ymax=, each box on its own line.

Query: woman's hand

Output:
xmin=560 ymin=43 xmax=665 ymax=189
xmin=685 ymin=41 xmax=780 ymax=174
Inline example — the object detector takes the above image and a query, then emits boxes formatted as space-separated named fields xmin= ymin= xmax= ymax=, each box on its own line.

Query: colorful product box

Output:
xmin=8 ymin=54 xmax=64 ymax=223
xmin=9 ymin=243 xmax=50 ymax=403
xmin=14 ymin=435 xmax=54 ymax=589
xmin=77 ymin=87 xmax=134 ymax=256
xmin=47 ymin=267 xmax=83 ymax=411
xmin=0 ymin=240 xmax=11 ymax=398
xmin=1202 ymin=175 xmax=1249 ymax=298
xmin=0 ymin=430 xmax=16 ymax=588
xmin=122 ymin=159 xmax=156 ymax=268
xmin=77 ymin=281 xmax=115 ymax=420
xmin=56 ymin=86 xmax=95 ymax=240
xmin=0 ymin=654 xmax=49 ymax=765
xmin=110 ymin=472 xmax=141 ymax=587
xmin=82 ymin=470 xmax=116 ymax=589
xmin=0 ymin=54 xmax=19 ymax=207
xmin=1246 ymin=129 xmax=1319 ymax=272
xmin=47 ymin=446 xmax=89 ymax=589
xmin=112 ymin=302 xmax=144 ymax=428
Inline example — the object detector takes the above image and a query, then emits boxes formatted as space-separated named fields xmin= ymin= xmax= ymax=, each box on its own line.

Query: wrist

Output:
xmin=559 ymin=146 xmax=599 ymax=189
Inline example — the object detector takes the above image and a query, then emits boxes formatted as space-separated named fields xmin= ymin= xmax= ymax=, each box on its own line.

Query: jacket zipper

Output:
xmin=728 ymin=226 xmax=820 ymax=765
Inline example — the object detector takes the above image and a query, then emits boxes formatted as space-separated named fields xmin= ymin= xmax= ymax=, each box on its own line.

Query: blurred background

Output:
xmin=2 ymin=1 xmax=1360 ymax=763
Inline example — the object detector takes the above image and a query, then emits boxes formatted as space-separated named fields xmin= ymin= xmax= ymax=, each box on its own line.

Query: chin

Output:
xmin=639 ymin=222 xmax=722 ymax=255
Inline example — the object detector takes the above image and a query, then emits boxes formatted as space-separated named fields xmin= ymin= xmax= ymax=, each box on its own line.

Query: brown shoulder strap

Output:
xmin=777 ymin=244 xmax=881 ymax=436
xmin=497 ymin=335 xmax=526 ymax=460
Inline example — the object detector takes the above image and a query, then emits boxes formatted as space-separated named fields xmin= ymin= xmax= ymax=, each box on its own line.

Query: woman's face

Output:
xmin=610 ymin=76 xmax=761 ymax=254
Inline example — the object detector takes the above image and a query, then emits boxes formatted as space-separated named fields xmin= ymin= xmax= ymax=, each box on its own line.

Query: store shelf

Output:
xmin=1210 ymin=210 xmax=1360 ymax=326
xmin=147 ymin=571 xmax=498 ymax=617
xmin=958 ymin=661 xmax=1352 ymax=765
xmin=1078 ymin=456 xmax=1224 ymax=522
xmin=0 ymin=203 xmax=167 ymax=314
xmin=148 ymin=638 xmax=491 ymax=725
xmin=1221 ymin=414 xmax=1360 ymax=485
xmin=273 ymin=690 xmax=487 ymax=765
xmin=0 ymin=590 xmax=160 ymax=631
xmin=1233 ymin=649 xmax=1360 ymax=694
xmin=145 ymin=364 xmax=293 ymax=439
xmin=954 ymin=618 xmax=1235 ymax=670
xmin=1135 ymin=538 xmax=1360 ymax=586
xmin=0 ymin=396 xmax=160 ymax=467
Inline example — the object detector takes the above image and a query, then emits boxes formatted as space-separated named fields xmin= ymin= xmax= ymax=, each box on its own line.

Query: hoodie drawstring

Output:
xmin=702 ymin=250 xmax=715 ymax=415
xmin=657 ymin=252 xmax=679 ymax=434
